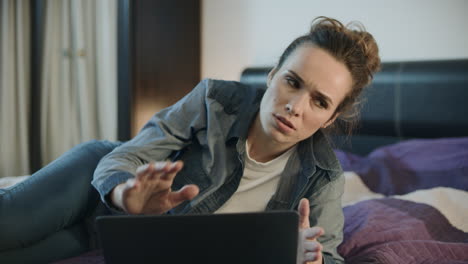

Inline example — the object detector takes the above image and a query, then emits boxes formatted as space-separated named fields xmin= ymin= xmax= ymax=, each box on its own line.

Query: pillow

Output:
xmin=335 ymin=137 xmax=468 ymax=195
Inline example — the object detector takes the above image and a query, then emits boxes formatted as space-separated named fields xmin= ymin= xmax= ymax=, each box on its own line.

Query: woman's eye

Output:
xmin=313 ymin=99 xmax=328 ymax=109
xmin=286 ymin=77 xmax=299 ymax=88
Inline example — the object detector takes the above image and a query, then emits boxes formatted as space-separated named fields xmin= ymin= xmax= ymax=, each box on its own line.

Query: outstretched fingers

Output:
xmin=124 ymin=161 xmax=199 ymax=214
xmin=160 ymin=161 xmax=184 ymax=181
xmin=134 ymin=161 xmax=181 ymax=187
xmin=135 ymin=162 xmax=159 ymax=187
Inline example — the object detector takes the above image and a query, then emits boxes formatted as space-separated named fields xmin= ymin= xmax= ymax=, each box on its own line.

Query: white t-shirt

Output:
xmin=215 ymin=142 xmax=296 ymax=213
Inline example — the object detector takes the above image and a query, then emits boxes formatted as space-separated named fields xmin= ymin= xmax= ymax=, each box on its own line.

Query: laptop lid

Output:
xmin=96 ymin=211 xmax=299 ymax=264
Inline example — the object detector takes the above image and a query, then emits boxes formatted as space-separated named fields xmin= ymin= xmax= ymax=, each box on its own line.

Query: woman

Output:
xmin=0 ymin=17 xmax=380 ymax=264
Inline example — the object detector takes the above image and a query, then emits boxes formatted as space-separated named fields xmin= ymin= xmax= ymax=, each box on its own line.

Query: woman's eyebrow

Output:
xmin=287 ymin=70 xmax=334 ymax=106
xmin=314 ymin=91 xmax=333 ymax=106
xmin=287 ymin=70 xmax=305 ymax=84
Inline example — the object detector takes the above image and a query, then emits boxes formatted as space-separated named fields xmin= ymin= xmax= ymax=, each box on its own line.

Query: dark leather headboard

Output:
xmin=240 ymin=59 xmax=468 ymax=155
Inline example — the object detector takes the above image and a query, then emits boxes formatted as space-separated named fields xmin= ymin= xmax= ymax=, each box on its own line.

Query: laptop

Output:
xmin=96 ymin=211 xmax=299 ymax=264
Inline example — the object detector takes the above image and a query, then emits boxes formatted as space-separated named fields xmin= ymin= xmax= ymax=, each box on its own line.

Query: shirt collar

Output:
xmin=298 ymin=129 xmax=342 ymax=173
xmin=226 ymin=88 xmax=264 ymax=141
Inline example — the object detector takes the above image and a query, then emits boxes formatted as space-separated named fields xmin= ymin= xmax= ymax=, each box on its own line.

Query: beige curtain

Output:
xmin=0 ymin=0 xmax=31 ymax=177
xmin=40 ymin=0 xmax=117 ymax=165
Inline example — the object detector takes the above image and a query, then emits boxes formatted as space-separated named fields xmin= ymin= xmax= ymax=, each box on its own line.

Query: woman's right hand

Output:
xmin=110 ymin=161 xmax=199 ymax=214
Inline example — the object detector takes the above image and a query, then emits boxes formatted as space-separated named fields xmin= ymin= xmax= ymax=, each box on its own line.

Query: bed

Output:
xmin=11 ymin=59 xmax=468 ymax=263
xmin=242 ymin=59 xmax=468 ymax=263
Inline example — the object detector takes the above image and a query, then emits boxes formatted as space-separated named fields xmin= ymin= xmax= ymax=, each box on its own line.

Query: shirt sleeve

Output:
xmin=308 ymin=172 xmax=345 ymax=264
xmin=91 ymin=79 xmax=211 ymax=208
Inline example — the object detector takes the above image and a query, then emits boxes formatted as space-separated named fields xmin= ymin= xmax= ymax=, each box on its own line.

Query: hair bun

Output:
xmin=310 ymin=17 xmax=381 ymax=85
xmin=353 ymin=30 xmax=381 ymax=79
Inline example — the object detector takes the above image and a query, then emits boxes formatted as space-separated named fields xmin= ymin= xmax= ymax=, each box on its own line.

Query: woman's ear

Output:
xmin=267 ymin=67 xmax=278 ymax=87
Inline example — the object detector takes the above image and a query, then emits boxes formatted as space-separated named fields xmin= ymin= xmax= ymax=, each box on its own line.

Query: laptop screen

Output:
xmin=97 ymin=211 xmax=299 ymax=264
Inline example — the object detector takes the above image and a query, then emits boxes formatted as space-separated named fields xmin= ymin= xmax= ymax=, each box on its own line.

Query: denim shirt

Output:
xmin=92 ymin=79 xmax=345 ymax=264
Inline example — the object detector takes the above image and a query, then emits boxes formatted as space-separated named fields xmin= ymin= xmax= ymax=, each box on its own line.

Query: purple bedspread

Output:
xmin=338 ymin=198 xmax=468 ymax=264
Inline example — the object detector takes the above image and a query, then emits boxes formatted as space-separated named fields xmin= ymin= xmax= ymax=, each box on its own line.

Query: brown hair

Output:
xmin=274 ymin=16 xmax=381 ymax=135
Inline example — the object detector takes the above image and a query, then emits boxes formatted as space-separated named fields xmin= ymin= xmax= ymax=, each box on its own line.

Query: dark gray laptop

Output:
xmin=96 ymin=211 xmax=298 ymax=264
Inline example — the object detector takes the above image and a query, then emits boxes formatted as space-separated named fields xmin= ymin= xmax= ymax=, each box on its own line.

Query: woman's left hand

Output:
xmin=297 ymin=198 xmax=324 ymax=264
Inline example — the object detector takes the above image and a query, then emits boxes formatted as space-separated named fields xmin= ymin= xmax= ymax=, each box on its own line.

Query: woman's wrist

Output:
xmin=110 ymin=183 xmax=127 ymax=211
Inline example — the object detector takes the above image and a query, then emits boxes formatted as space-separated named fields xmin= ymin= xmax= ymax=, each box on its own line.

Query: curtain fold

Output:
xmin=95 ymin=0 xmax=117 ymax=142
xmin=40 ymin=0 xmax=117 ymax=165
xmin=0 ymin=0 xmax=118 ymax=174
xmin=0 ymin=0 xmax=30 ymax=177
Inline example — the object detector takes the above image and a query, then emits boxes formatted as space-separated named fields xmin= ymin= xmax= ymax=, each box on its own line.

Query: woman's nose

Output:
xmin=285 ymin=92 xmax=308 ymax=117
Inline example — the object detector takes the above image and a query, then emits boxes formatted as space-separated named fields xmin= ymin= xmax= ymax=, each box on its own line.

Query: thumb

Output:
xmin=298 ymin=198 xmax=310 ymax=229
xmin=169 ymin=184 xmax=199 ymax=206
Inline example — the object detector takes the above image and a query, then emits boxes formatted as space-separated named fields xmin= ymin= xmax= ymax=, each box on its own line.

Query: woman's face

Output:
xmin=259 ymin=44 xmax=352 ymax=147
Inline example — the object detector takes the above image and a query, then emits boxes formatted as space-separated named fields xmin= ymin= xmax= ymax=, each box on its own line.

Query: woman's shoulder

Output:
xmin=201 ymin=78 xmax=264 ymax=114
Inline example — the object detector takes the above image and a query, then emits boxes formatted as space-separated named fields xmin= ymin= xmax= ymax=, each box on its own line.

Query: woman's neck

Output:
xmin=246 ymin=114 xmax=296 ymax=163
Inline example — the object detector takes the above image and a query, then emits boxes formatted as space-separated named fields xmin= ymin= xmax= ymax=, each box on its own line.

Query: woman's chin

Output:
xmin=268 ymin=128 xmax=298 ymax=145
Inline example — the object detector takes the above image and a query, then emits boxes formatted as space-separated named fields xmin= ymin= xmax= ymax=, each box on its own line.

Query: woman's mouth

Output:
xmin=273 ymin=114 xmax=296 ymax=132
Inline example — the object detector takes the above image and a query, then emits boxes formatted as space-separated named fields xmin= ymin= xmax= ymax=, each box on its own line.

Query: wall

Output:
xmin=128 ymin=0 xmax=200 ymax=136
xmin=201 ymin=0 xmax=468 ymax=81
